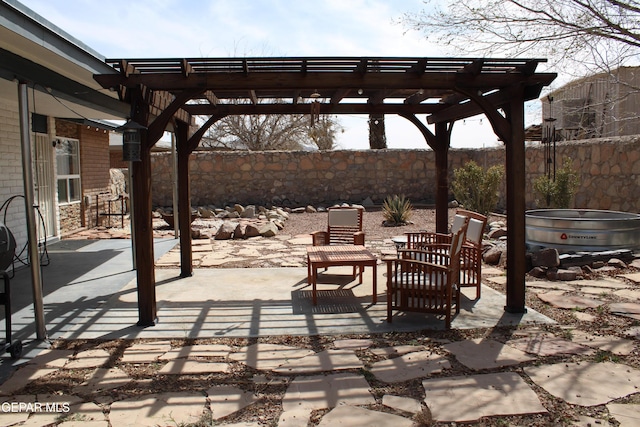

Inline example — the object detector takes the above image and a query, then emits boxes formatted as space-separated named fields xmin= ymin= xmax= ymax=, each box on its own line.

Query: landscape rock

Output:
xmin=215 ymin=222 xmax=239 ymax=240
xmin=531 ymin=248 xmax=560 ymax=268
xmin=483 ymin=244 xmax=505 ymax=265
xmin=240 ymin=205 xmax=256 ymax=218
xmin=259 ymin=222 xmax=278 ymax=237
xmin=528 ymin=266 xmax=547 ymax=278
xmin=244 ymin=224 xmax=261 ymax=238
xmin=607 ymin=258 xmax=627 ymax=269
xmin=547 ymin=269 xmax=578 ymax=281
xmin=198 ymin=206 xmax=214 ymax=218
xmin=487 ymin=228 xmax=507 ymax=239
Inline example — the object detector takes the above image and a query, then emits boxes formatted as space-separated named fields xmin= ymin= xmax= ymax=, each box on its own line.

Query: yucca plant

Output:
xmin=382 ymin=194 xmax=413 ymax=226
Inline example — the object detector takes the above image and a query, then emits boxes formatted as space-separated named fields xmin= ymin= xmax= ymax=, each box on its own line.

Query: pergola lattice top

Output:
xmin=97 ymin=57 xmax=554 ymax=124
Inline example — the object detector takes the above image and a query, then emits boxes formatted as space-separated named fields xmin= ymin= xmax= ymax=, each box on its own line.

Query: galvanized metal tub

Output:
xmin=525 ymin=209 xmax=640 ymax=251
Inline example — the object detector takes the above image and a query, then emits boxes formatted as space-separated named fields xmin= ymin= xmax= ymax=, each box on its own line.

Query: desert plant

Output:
xmin=382 ymin=194 xmax=413 ymax=226
xmin=533 ymin=158 xmax=579 ymax=208
xmin=451 ymin=161 xmax=504 ymax=216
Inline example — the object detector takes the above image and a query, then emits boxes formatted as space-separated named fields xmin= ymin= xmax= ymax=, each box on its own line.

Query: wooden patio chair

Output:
xmin=311 ymin=206 xmax=365 ymax=246
xmin=385 ymin=218 xmax=468 ymax=329
xmin=405 ymin=209 xmax=487 ymax=299
xmin=457 ymin=209 xmax=488 ymax=299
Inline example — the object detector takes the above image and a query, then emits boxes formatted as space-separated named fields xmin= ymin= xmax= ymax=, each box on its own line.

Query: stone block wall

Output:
xmin=525 ymin=136 xmax=640 ymax=212
xmin=150 ymin=136 xmax=640 ymax=213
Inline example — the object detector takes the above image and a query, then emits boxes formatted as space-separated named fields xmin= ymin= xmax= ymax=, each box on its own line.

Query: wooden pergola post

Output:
xmin=131 ymin=132 xmax=157 ymax=326
xmin=504 ymin=87 xmax=528 ymax=313
xmin=433 ymin=122 xmax=452 ymax=234
xmin=176 ymin=121 xmax=193 ymax=278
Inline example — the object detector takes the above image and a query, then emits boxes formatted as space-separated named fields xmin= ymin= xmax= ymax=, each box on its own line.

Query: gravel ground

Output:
xmin=280 ymin=207 xmax=504 ymax=241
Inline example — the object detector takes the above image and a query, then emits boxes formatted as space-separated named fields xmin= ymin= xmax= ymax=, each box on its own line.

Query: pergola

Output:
xmin=94 ymin=57 xmax=556 ymax=326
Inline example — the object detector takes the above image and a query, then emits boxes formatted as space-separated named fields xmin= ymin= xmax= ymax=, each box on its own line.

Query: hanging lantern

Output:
xmin=119 ymin=119 xmax=146 ymax=162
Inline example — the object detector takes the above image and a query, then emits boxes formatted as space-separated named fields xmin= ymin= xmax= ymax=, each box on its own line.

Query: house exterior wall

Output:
xmin=54 ymin=119 xmax=114 ymax=233
xmin=543 ymin=66 xmax=640 ymax=140
xmin=78 ymin=123 xmax=113 ymax=229
xmin=0 ymin=98 xmax=28 ymax=258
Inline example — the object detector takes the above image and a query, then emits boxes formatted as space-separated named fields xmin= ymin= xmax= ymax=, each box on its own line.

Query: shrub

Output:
xmin=382 ymin=195 xmax=413 ymax=226
xmin=533 ymin=158 xmax=579 ymax=208
xmin=451 ymin=161 xmax=504 ymax=216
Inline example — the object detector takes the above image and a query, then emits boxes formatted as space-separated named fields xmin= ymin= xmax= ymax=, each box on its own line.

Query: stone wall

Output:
xmin=150 ymin=136 xmax=640 ymax=213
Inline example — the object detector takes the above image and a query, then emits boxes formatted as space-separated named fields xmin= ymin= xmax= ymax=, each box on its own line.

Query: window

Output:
xmin=56 ymin=139 xmax=81 ymax=203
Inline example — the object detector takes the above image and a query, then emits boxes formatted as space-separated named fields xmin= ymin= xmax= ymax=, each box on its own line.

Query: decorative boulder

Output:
xmin=258 ymin=222 xmax=278 ymax=237
xmin=214 ymin=222 xmax=238 ymax=240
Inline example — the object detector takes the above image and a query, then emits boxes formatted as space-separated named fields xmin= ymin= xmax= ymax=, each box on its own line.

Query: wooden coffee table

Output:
xmin=306 ymin=245 xmax=377 ymax=305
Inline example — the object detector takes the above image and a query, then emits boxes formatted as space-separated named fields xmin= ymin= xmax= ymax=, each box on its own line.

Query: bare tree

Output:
xmin=308 ymin=115 xmax=343 ymax=150
xmin=401 ymin=0 xmax=640 ymax=74
xmin=201 ymin=113 xmax=341 ymax=151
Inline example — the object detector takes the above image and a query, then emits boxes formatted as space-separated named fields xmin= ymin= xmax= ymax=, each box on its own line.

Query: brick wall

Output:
xmin=55 ymin=119 xmax=113 ymax=232
xmin=150 ymin=136 xmax=640 ymax=213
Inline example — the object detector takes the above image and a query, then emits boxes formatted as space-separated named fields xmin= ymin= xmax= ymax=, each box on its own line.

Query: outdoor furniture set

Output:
xmin=306 ymin=206 xmax=487 ymax=329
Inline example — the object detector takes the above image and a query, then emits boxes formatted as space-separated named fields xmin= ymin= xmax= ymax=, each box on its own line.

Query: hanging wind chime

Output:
xmin=310 ymin=90 xmax=321 ymax=127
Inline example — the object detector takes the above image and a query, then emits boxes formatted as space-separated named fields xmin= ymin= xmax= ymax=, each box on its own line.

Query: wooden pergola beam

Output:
xmin=95 ymin=71 xmax=555 ymax=93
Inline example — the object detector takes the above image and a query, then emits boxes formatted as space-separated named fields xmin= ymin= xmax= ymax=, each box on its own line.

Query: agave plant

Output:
xmin=382 ymin=195 xmax=413 ymax=226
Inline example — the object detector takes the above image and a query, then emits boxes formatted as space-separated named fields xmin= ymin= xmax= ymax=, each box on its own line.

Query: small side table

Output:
xmin=391 ymin=236 xmax=407 ymax=250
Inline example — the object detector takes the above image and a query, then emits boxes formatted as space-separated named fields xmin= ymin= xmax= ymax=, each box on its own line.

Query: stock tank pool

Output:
xmin=525 ymin=209 xmax=640 ymax=252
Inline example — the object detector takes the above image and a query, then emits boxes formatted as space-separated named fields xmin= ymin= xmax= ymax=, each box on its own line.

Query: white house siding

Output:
xmin=0 ymin=97 xmax=28 ymax=259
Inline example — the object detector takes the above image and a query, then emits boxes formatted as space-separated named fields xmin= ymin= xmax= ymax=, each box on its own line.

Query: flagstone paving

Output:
xmin=317 ymin=405 xmax=415 ymax=427
xmin=158 ymin=359 xmax=229 ymax=374
xmin=535 ymin=290 xmax=605 ymax=309
xmin=606 ymin=403 xmax=640 ymax=427
xmin=281 ymin=372 xmax=375 ymax=412
xmin=64 ymin=349 xmax=111 ymax=369
xmin=422 ymin=372 xmax=548 ymax=422
xmin=442 ymin=338 xmax=534 ymax=369
xmin=507 ymin=334 xmax=595 ymax=357
xmin=3 ymin=235 xmax=640 ymax=426
xmin=524 ymin=361 xmax=640 ymax=406
xmin=570 ymin=330 xmax=637 ymax=355
xmin=228 ymin=343 xmax=315 ymax=370
xmin=159 ymin=343 xmax=232 ymax=360
xmin=108 ymin=392 xmax=206 ymax=426
xmin=369 ymin=350 xmax=450 ymax=382
xmin=207 ymin=385 xmax=258 ymax=420
xmin=1 ymin=321 xmax=638 ymax=425
xmin=120 ymin=341 xmax=172 ymax=363
xmin=272 ymin=349 xmax=363 ymax=374
xmin=72 ymin=367 xmax=132 ymax=394
xmin=609 ymin=302 xmax=640 ymax=320
xmin=381 ymin=394 xmax=422 ymax=414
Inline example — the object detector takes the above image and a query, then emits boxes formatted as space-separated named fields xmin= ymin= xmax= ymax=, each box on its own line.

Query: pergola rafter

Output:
xmin=94 ymin=56 xmax=556 ymax=327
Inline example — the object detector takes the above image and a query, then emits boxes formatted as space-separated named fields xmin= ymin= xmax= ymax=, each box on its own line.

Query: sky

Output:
xmin=19 ymin=0 xmax=551 ymax=150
